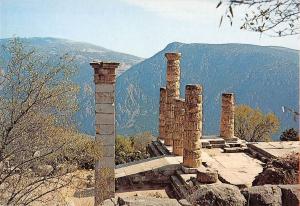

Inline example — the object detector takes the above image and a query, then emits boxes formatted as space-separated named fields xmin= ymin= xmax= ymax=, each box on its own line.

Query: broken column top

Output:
xmin=222 ymin=93 xmax=234 ymax=97
xmin=160 ymin=87 xmax=166 ymax=91
xmin=165 ymin=53 xmax=181 ymax=60
xmin=186 ymin=84 xmax=203 ymax=93
xmin=90 ymin=61 xmax=120 ymax=69
xmin=90 ymin=61 xmax=120 ymax=84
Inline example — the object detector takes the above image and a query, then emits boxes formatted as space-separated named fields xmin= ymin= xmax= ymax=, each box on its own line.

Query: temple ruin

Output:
xmin=90 ymin=53 xmax=299 ymax=206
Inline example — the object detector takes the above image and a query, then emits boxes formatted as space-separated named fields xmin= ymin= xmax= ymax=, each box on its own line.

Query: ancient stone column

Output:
xmin=183 ymin=85 xmax=202 ymax=168
xmin=90 ymin=61 xmax=119 ymax=205
xmin=220 ymin=93 xmax=235 ymax=140
xmin=159 ymin=87 xmax=166 ymax=142
xmin=173 ymin=98 xmax=185 ymax=156
xmin=164 ymin=53 xmax=181 ymax=146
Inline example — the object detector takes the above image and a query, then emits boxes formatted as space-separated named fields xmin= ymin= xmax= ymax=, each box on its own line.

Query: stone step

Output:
xmin=223 ymin=147 xmax=244 ymax=153
xmin=211 ymin=143 xmax=226 ymax=148
xmin=228 ymin=143 xmax=242 ymax=147
xmin=154 ymin=141 xmax=171 ymax=155
xmin=148 ymin=143 xmax=161 ymax=157
xmin=209 ymin=139 xmax=226 ymax=145
xmin=170 ymin=175 xmax=188 ymax=199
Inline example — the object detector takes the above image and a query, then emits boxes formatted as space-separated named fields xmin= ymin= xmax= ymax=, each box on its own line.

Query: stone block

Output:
xmin=96 ymin=103 xmax=114 ymax=114
xmin=95 ymin=92 xmax=114 ymax=104
xmin=95 ymin=84 xmax=115 ymax=93
xmin=95 ymin=93 xmax=115 ymax=104
xmin=96 ymin=134 xmax=115 ymax=146
xmin=102 ymin=145 xmax=115 ymax=157
xmin=96 ymin=124 xmax=115 ymax=135
xmin=96 ymin=157 xmax=115 ymax=169
xmin=196 ymin=168 xmax=218 ymax=183
xmin=96 ymin=113 xmax=115 ymax=125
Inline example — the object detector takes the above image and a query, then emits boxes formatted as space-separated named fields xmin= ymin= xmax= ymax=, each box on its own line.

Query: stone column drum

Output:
xmin=164 ymin=53 xmax=181 ymax=146
xmin=159 ymin=87 xmax=166 ymax=142
xmin=173 ymin=98 xmax=185 ymax=156
xmin=220 ymin=93 xmax=235 ymax=140
xmin=183 ymin=85 xmax=202 ymax=168
xmin=90 ymin=61 xmax=119 ymax=205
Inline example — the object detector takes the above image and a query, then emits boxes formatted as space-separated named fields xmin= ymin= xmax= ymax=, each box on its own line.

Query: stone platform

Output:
xmin=247 ymin=141 xmax=299 ymax=158
xmin=115 ymin=156 xmax=182 ymax=178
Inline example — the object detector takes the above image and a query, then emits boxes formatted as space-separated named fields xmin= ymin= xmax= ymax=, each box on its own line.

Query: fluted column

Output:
xmin=164 ymin=53 xmax=181 ymax=146
xmin=220 ymin=93 xmax=235 ymax=140
xmin=173 ymin=98 xmax=185 ymax=156
xmin=183 ymin=85 xmax=202 ymax=168
xmin=90 ymin=61 xmax=119 ymax=205
xmin=159 ymin=87 xmax=167 ymax=141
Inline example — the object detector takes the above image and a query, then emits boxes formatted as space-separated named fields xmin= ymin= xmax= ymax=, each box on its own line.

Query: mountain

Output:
xmin=0 ymin=37 xmax=143 ymax=75
xmin=0 ymin=37 xmax=143 ymax=134
xmin=1 ymin=38 xmax=298 ymax=139
xmin=116 ymin=42 xmax=299 ymax=139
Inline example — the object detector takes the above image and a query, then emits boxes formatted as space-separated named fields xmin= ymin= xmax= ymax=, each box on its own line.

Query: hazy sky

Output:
xmin=1 ymin=0 xmax=299 ymax=57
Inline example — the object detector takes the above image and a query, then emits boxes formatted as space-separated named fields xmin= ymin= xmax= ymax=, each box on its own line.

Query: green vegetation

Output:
xmin=115 ymin=132 xmax=154 ymax=165
xmin=280 ymin=128 xmax=299 ymax=141
xmin=234 ymin=105 xmax=280 ymax=142
xmin=0 ymin=38 xmax=99 ymax=205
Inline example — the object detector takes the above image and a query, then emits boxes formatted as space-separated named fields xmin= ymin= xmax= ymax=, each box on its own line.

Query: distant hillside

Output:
xmin=116 ymin=42 xmax=299 ymax=139
xmin=0 ymin=37 xmax=143 ymax=134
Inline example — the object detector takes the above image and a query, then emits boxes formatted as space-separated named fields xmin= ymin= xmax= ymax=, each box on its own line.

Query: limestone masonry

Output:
xmin=159 ymin=87 xmax=166 ymax=142
xmin=164 ymin=53 xmax=181 ymax=146
xmin=90 ymin=61 xmax=119 ymax=206
xmin=183 ymin=85 xmax=202 ymax=168
xmin=220 ymin=93 xmax=235 ymax=140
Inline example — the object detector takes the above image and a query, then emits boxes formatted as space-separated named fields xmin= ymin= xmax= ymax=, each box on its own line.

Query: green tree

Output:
xmin=234 ymin=105 xmax=280 ymax=142
xmin=115 ymin=135 xmax=134 ymax=164
xmin=0 ymin=38 xmax=99 ymax=205
xmin=280 ymin=128 xmax=299 ymax=141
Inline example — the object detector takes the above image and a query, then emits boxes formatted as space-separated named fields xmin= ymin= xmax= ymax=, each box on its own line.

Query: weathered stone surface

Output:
xmin=242 ymin=185 xmax=282 ymax=206
xmin=220 ymin=93 xmax=235 ymax=140
xmin=278 ymin=185 xmax=300 ymax=206
xmin=178 ymin=199 xmax=192 ymax=206
xmin=33 ymin=165 xmax=53 ymax=177
xmin=91 ymin=61 xmax=118 ymax=205
xmin=95 ymin=94 xmax=115 ymax=104
xmin=173 ymin=98 xmax=185 ymax=156
xmin=95 ymin=84 xmax=115 ymax=93
xmin=96 ymin=156 xmax=115 ymax=168
xmin=96 ymin=134 xmax=115 ymax=146
xmin=96 ymin=113 xmax=115 ymax=125
xmin=164 ymin=53 xmax=181 ymax=146
xmin=102 ymin=145 xmax=115 ymax=157
xmin=159 ymin=87 xmax=167 ymax=141
xmin=187 ymin=183 xmax=246 ymax=206
xmin=183 ymin=84 xmax=202 ymax=168
xmin=96 ymin=103 xmax=114 ymax=114
xmin=96 ymin=124 xmax=115 ymax=135
xmin=196 ymin=167 xmax=218 ymax=183
xmin=120 ymin=196 xmax=181 ymax=206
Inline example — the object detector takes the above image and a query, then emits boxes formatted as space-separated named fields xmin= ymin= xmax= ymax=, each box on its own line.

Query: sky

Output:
xmin=1 ymin=0 xmax=299 ymax=58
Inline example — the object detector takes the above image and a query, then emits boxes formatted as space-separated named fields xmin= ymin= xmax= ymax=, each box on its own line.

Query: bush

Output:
xmin=280 ymin=128 xmax=299 ymax=141
xmin=115 ymin=132 xmax=153 ymax=165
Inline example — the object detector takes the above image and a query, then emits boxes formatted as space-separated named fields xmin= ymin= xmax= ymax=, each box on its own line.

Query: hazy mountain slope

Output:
xmin=116 ymin=42 xmax=299 ymax=139
xmin=0 ymin=37 xmax=143 ymax=134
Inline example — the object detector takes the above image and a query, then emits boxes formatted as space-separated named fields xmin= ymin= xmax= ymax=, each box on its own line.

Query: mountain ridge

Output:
xmin=116 ymin=41 xmax=299 ymax=139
